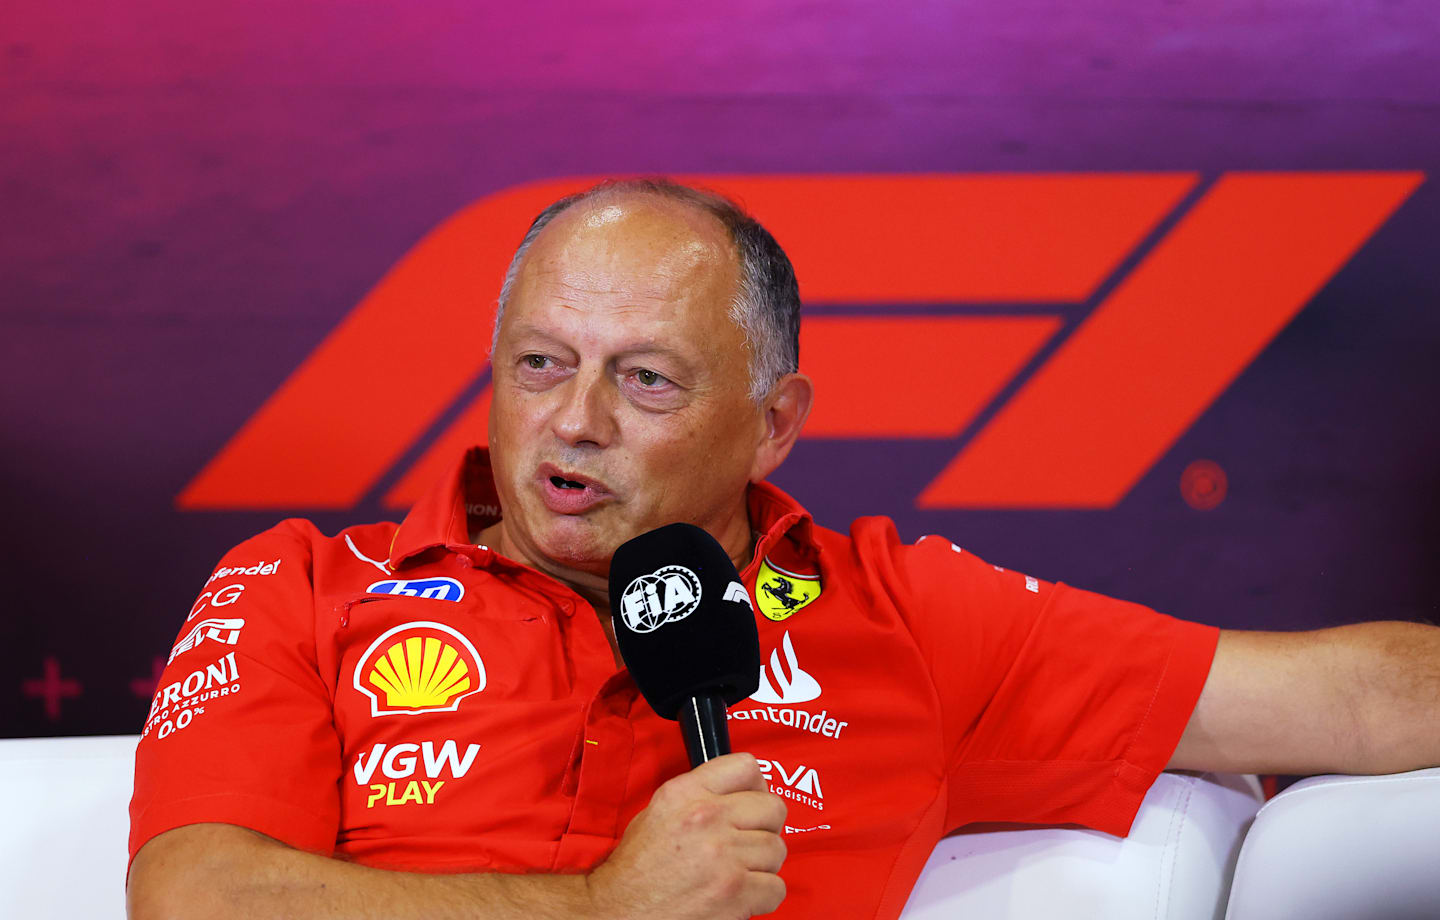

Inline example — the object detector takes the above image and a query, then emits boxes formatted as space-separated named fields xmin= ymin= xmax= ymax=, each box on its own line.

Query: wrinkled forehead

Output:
xmin=511 ymin=192 xmax=741 ymax=314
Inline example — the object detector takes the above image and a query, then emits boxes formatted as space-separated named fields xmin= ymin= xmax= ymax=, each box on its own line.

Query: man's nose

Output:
xmin=551 ymin=367 xmax=617 ymax=448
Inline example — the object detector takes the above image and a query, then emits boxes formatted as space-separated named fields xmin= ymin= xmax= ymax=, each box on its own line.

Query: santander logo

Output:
xmin=732 ymin=631 xmax=847 ymax=740
xmin=752 ymin=632 xmax=821 ymax=705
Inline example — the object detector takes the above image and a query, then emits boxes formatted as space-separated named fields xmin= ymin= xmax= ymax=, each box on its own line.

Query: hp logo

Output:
xmin=366 ymin=577 xmax=465 ymax=602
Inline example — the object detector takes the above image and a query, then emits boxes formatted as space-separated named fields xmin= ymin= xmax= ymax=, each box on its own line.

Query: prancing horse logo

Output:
xmin=755 ymin=559 xmax=822 ymax=622
xmin=762 ymin=576 xmax=802 ymax=612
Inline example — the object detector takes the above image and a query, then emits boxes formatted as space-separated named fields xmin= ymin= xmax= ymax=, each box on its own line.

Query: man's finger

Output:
xmin=731 ymin=829 xmax=787 ymax=873
xmin=742 ymin=871 xmax=788 ymax=916
xmin=724 ymin=790 xmax=789 ymax=832
xmin=692 ymin=752 xmax=765 ymax=795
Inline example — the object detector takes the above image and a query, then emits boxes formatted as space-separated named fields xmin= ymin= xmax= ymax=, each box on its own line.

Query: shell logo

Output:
xmin=352 ymin=621 xmax=487 ymax=717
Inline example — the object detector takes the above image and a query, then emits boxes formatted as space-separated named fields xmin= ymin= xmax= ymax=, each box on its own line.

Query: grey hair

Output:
xmin=491 ymin=178 xmax=801 ymax=403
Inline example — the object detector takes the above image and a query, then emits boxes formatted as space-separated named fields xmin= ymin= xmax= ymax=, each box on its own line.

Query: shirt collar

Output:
xmin=744 ymin=477 xmax=822 ymax=578
xmin=388 ymin=447 xmax=821 ymax=571
xmin=388 ymin=446 xmax=501 ymax=568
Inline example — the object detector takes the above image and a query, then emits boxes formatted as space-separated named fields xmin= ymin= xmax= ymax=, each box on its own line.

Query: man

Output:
xmin=129 ymin=179 xmax=1440 ymax=919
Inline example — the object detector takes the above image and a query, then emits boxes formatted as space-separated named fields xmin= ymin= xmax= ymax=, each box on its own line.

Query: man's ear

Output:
xmin=750 ymin=373 xmax=815 ymax=483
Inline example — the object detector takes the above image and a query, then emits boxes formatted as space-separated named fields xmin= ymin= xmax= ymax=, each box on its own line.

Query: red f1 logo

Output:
xmin=177 ymin=172 xmax=1422 ymax=511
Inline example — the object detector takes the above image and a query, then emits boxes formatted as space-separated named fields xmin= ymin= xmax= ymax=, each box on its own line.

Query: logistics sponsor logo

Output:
xmin=141 ymin=651 xmax=241 ymax=742
xmin=755 ymin=559 xmax=821 ymax=622
xmin=351 ymin=739 xmax=481 ymax=808
xmin=367 ymin=577 xmax=465 ymax=602
xmin=618 ymin=565 xmax=701 ymax=633
xmin=168 ymin=617 xmax=244 ymax=663
xmin=205 ymin=558 xmax=281 ymax=587
xmin=758 ymin=758 xmax=825 ymax=811
xmin=730 ymin=632 xmax=848 ymax=739
xmin=353 ymin=621 xmax=486 ymax=717
xmin=187 ymin=582 xmax=246 ymax=622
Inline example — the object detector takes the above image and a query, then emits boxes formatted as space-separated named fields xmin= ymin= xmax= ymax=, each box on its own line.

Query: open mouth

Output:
xmin=537 ymin=465 xmax=611 ymax=514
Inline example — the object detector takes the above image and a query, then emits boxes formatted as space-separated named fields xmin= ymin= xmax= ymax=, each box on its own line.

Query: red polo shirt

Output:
xmin=130 ymin=448 xmax=1218 ymax=918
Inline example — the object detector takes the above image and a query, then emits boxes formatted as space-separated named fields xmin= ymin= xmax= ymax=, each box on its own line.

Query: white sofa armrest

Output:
xmin=0 ymin=735 xmax=138 ymax=920
xmin=901 ymin=772 xmax=1263 ymax=920
xmin=1224 ymin=767 xmax=1440 ymax=919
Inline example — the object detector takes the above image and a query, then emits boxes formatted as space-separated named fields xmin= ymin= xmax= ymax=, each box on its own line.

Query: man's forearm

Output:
xmin=131 ymin=754 xmax=788 ymax=920
xmin=1345 ymin=620 xmax=1440 ymax=774
xmin=128 ymin=823 xmax=594 ymax=920
xmin=1171 ymin=621 xmax=1440 ymax=775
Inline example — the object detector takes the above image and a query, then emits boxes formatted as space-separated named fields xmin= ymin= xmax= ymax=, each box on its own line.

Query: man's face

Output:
xmin=487 ymin=195 xmax=766 ymax=578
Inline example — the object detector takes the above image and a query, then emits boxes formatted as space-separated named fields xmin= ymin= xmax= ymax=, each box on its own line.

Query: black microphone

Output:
xmin=608 ymin=522 xmax=761 ymax=767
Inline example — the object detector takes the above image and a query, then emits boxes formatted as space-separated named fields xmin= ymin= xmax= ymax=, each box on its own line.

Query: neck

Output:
xmin=474 ymin=512 xmax=758 ymax=616
xmin=475 ymin=514 xmax=756 ymax=669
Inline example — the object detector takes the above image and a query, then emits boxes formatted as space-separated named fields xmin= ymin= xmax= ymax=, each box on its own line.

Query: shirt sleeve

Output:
xmin=891 ymin=531 xmax=1219 ymax=837
xmin=128 ymin=520 xmax=341 ymax=867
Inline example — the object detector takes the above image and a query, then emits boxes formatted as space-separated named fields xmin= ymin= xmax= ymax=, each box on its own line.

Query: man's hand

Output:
xmin=588 ymin=752 xmax=789 ymax=920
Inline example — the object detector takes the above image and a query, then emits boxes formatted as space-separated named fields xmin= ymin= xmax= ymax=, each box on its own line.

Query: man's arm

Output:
xmin=128 ymin=823 xmax=589 ymax=920
xmin=128 ymin=752 xmax=788 ymax=920
xmin=1167 ymin=622 xmax=1440 ymax=774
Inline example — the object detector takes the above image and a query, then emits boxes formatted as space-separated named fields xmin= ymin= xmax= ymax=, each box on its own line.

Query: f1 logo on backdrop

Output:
xmin=177 ymin=173 xmax=1422 ymax=512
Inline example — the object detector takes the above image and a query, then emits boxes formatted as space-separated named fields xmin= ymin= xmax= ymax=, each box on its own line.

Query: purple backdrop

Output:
xmin=3 ymin=1 xmax=1438 ymax=736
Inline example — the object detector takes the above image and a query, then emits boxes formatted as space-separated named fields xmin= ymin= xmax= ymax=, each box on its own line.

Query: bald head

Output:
xmin=493 ymin=178 xmax=801 ymax=402
xmin=514 ymin=192 xmax=740 ymax=325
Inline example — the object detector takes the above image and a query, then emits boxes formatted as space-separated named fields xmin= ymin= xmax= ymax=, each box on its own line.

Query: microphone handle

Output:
xmin=680 ymin=692 xmax=731 ymax=767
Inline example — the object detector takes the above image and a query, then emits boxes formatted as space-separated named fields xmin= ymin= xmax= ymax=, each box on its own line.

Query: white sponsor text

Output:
xmin=168 ymin=617 xmax=245 ymax=663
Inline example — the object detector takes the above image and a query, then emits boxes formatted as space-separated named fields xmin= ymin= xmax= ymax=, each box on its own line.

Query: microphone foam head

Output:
xmin=608 ymin=522 xmax=761 ymax=719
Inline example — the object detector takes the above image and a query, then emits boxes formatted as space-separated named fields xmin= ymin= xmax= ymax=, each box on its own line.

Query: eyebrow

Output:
xmin=505 ymin=324 xmax=701 ymax=373
xmin=504 ymin=324 xmax=569 ymax=349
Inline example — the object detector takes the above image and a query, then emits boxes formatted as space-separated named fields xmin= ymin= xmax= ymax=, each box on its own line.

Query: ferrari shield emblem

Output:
xmin=755 ymin=558 xmax=822 ymax=622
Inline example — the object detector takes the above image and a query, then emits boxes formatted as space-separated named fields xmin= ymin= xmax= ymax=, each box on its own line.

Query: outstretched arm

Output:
xmin=1167 ymin=622 xmax=1440 ymax=774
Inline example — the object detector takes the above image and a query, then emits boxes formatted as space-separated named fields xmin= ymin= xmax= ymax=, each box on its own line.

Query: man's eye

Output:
xmin=634 ymin=369 xmax=665 ymax=387
xmin=523 ymin=355 xmax=550 ymax=369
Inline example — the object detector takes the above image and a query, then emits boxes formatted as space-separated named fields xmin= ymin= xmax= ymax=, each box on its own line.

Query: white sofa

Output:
xmin=2 ymin=735 xmax=1436 ymax=918
xmin=1 ymin=735 xmax=139 ymax=919
xmin=903 ymin=772 xmax=1263 ymax=920
xmin=1223 ymin=768 xmax=1440 ymax=919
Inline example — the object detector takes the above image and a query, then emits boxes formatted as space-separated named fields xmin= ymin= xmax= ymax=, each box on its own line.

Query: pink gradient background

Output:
xmin=3 ymin=1 xmax=1437 ymax=735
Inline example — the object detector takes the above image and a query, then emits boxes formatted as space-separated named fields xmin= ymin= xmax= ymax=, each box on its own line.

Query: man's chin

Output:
xmin=529 ymin=519 xmax=622 ymax=575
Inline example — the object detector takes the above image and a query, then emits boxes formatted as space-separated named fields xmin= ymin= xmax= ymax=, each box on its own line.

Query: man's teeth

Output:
xmin=551 ymin=476 xmax=585 ymax=490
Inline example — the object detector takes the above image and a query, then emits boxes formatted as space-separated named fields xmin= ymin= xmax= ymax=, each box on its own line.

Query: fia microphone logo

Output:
xmin=619 ymin=565 xmax=703 ymax=633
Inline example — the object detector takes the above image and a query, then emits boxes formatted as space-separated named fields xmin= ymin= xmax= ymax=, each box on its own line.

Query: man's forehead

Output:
xmin=518 ymin=192 xmax=738 ymax=301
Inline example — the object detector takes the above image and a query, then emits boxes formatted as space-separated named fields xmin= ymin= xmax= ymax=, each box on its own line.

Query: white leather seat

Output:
xmin=11 ymin=735 xmax=1435 ymax=920
xmin=4 ymin=735 xmax=1258 ymax=919
xmin=1224 ymin=767 xmax=1440 ymax=920
xmin=900 ymin=772 xmax=1264 ymax=920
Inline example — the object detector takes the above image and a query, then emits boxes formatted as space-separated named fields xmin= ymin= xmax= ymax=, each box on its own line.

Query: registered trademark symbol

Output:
xmin=1180 ymin=460 xmax=1227 ymax=510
